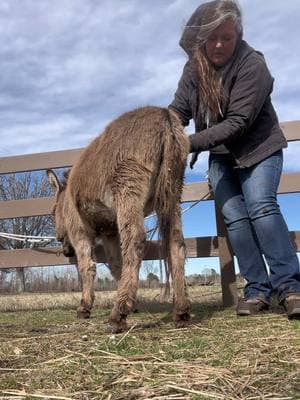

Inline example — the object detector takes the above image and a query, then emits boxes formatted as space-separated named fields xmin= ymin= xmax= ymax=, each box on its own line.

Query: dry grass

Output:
xmin=0 ymin=287 xmax=299 ymax=400
xmin=0 ymin=286 xmax=220 ymax=313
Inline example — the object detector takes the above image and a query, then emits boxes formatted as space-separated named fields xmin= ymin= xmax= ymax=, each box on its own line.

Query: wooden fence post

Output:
xmin=215 ymin=203 xmax=238 ymax=307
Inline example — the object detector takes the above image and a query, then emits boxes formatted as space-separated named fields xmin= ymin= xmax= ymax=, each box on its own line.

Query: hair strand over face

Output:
xmin=191 ymin=0 xmax=243 ymax=120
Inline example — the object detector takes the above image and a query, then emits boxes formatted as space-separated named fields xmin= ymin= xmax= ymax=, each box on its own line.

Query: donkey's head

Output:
xmin=47 ymin=169 xmax=75 ymax=258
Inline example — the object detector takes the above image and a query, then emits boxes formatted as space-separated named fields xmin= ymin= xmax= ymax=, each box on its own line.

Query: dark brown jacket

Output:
xmin=169 ymin=40 xmax=287 ymax=168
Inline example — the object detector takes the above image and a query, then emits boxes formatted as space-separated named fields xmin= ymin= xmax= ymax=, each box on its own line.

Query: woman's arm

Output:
xmin=189 ymin=54 xmax=274 ymax=152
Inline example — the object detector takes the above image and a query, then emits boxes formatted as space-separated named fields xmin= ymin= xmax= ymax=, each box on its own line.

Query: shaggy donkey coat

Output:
xmin=48 ymin=106 xmax=190 ymax=332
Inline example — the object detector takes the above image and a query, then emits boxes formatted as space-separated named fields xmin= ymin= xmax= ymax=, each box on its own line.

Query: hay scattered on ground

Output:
xmin=0 ymin=288 xmax=299 ymax=399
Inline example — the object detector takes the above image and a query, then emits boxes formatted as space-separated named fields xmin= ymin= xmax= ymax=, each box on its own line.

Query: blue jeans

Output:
xmin=209 ymin=150 xmax=300 ymax=302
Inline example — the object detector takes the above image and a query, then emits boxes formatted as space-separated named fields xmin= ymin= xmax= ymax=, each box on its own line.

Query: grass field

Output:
xmin=0 ymin=287 xmax=299 ymax=400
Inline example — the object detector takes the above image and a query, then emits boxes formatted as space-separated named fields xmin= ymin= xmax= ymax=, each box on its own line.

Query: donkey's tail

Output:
xmin=154 ymin=108 xmax=189 ymax=292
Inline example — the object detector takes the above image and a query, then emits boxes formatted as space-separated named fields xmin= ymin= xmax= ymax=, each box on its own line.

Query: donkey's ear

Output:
xmin=47 ymin=169 xmax=62 ymax=195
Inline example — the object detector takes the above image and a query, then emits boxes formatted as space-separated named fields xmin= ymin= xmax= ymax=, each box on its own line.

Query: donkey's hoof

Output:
xmin=106 ymin=313 xmax=128 ymax=334
xmin=106 ymin=320 xmax=128 ymax=334
xmin=174 ymin=312 xmax=191 ymax=328
xmin=77 ymin=309 xmax=91 ymax=319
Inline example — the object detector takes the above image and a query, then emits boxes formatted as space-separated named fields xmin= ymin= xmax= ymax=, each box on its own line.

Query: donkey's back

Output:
xmin=68 ymin=106 xmax=187 ymax=210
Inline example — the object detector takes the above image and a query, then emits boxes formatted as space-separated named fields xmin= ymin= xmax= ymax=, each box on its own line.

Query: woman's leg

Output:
xmin=238 ymin=150 xmax=300 ymax=302
xmin=209 ymin=154 xmax=271 ymax=302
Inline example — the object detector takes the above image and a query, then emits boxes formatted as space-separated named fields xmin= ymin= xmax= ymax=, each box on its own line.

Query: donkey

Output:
xmin=47 ymin=106 xmax=190 ymax=333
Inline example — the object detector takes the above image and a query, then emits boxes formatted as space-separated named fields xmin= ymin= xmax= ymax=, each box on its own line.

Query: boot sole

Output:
xmin=287 ymin=306 xmax=300 ymax=319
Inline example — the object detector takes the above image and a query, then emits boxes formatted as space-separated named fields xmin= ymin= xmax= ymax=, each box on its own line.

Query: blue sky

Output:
xmin=0 ymin=0 xmax=299 ymax=275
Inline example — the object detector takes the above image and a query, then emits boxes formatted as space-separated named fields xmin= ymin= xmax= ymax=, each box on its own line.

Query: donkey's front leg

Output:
xmin=102 ymin=233 xmax=122 ymax=285
xmin=75 ymin=239 xmax=96 ymax=319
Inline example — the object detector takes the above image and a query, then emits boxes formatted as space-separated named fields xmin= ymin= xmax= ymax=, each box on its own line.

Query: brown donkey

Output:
xmin=47 ymin=106 xmax=190 ymax=333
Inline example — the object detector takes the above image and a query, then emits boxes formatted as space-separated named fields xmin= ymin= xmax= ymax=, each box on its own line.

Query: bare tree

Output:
xmin=0 ymin=172 xmax=55 ymax=292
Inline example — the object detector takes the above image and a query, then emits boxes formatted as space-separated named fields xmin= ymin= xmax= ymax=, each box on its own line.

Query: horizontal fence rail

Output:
xmin=1 ymin=121 xmax=299 ymax=176
xmin=0 ymin=148 xmax=82 ymax=175
xmin=2 ymin=232 xmax=300 ymax=270
xmin=1 ymin=172 xmax=300 ymax=220
xmin=0 ymin=236 xmax=221 ymax=269
xmin=0 ymin=120 xmax=299 ymax=306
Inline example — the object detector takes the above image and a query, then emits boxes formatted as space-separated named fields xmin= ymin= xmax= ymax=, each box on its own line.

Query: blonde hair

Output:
xmin=191 ymin=0 xmax=243 ymax=119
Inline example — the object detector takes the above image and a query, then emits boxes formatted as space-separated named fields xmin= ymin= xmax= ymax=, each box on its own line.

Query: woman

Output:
xmin=169 ymin=0 xmax=300 ymax=318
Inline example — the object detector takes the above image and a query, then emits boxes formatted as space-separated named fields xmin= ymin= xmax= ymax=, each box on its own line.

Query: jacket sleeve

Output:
xmin=168 ymin=62 xmax=193 ymax=127
xmin=189 ymin=54 xmax=274 ymax=152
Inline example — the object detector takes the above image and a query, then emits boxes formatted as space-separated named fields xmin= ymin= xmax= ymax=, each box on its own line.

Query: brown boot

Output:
xmin=236 ymin=297 xmax=269 ymax=316
xmin=283 ymin=293 xmax=300 ymax=319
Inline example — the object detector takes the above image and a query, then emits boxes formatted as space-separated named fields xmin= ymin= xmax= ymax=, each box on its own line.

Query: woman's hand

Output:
xmin=188 ymin=134 xmax=201 ymax=169
xmin=189 ymin=152 xmax=201 ymax=169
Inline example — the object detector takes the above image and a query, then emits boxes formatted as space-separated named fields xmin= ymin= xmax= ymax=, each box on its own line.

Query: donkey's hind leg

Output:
xmin=107 ymin=199 xmax=146 ymax=333
xmin=167 ymin=205 xmax=190 ymax=327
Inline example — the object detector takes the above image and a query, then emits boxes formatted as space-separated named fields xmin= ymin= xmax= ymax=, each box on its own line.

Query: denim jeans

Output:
xmin=209 ymin=150 xmax=300 ymax=302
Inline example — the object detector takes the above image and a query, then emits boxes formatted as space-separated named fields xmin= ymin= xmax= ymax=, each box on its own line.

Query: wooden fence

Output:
xmin=1 ymin=120 xmax=300 ymax=306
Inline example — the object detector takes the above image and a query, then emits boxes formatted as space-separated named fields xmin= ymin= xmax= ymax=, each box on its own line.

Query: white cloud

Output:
xmin=0 ymin=0 xmax=298 ymax=168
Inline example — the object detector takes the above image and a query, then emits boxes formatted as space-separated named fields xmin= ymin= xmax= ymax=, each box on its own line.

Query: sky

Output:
xmin=0 ymin=0 xmax=299 ymax=275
